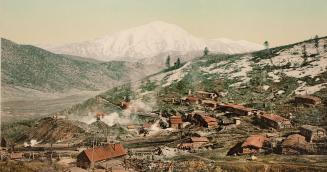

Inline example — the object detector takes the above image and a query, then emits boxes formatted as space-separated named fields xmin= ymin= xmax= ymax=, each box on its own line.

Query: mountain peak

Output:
xmin=43 ymin=22 xmax=263 ymax=61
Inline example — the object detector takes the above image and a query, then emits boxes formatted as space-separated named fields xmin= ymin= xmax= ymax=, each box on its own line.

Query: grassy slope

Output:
xmin=1 ymin=38 xmax=129 ymax=92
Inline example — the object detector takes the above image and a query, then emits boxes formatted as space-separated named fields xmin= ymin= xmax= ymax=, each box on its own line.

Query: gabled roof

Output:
xmin=190 ymin=137 xmax=209 ymax=142
xmin=82 ymin=144 xmax=126 ymax=162
xmin=222 ymin=104 xmax=255 ymax=112
xmin=241 ymin=135 xmax=268 ymax=149
xmin=261 ymin=113 xmax=290 ymax=124
xmin=194 ymin=112 xmax=217 ymax=123
xmin=186 ymin=96 xmax=199 ymax=101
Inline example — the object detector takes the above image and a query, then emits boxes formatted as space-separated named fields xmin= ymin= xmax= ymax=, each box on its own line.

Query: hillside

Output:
xmin=1 ymin=38 xmax=153 ymax=93
xmin=1 ymin=38 xmax=161 ymax=122
xmin=51 ymin=36 xmax=327 ymax=128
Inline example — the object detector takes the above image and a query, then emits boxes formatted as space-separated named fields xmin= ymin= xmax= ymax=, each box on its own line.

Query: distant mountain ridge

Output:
xmin=42 ymin=21 xmax=264 ymax=61
xmin=1 ymin=38 xmax=155 ymax=93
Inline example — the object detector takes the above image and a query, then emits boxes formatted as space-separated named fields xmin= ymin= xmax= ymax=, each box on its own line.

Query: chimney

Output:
xmin=188 ymin=89 xmax=192 ymax=95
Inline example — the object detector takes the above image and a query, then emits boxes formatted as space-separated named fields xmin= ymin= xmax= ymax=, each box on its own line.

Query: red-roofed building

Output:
xmin=241 ymin=135 xmax=269 ymax=154
xmin=169 ymin=116 xmax=183 ymax=129
xmin=260 ymin=114 xmax=292 ymax=129
xmin=194 ymin=112 xmax=218 ymax=128
xmin=77 ymin=143 xmax=127 ymax=169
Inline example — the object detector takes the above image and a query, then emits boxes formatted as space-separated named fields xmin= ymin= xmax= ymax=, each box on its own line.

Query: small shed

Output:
xmin=195 ymin=91 xmax=218 ymax=100
xmin=200 ymin=100 xmax=218 ymax=109
xmin=178 ymin=137 xmax=209 ymax=150
xmin=10 ymin=152 xmax=24 ymax=160
xmin=169 ymin=116 xmax=183 ymax=129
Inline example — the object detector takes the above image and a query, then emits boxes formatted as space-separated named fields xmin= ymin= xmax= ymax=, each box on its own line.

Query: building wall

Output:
xmin=76 ymin=152 xmax=91 ymax=169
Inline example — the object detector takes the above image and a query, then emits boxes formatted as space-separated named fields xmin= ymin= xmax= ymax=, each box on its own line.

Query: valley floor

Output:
xmin=1 ymin=90 xmax=101 ymax=122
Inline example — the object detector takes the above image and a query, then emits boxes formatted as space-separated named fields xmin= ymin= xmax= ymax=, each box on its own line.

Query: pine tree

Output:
xmin=176 ymin=58 xmax=181 ymax=68
xmin=203 ymin=47 xmax=209 ymax=56
xmin=165 ymin=55 xmax=171 ymax=68
xmin=302 ymin=44 xmax=307 ymax=58
xmin=314 ymin=35 xmax=319 ymax=54
xmin=264 ymin=41 xmax=269 ymax=50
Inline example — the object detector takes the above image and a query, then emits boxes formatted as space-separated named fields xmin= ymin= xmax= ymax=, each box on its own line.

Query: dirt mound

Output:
xmin=24 ymin=117 xmax=85 ymax=143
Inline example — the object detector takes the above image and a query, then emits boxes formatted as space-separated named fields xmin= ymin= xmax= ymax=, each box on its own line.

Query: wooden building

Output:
xmin=169 ymin=116 xmax=183 ymax=129
xmin=195 ymin=91 xmax=218 ymax=100
xmin=295 ymin=95 xmax=322 ymax=105
xmin=220 ymin=104 xmax=255 ymax=116
xmin=200 ymin=100 xmax=218 ymax=109
xmin=281 ymin=134 xmax=309 ymax=155
xmin=178 ymin=137 xmax=209 ymax=150
xmin=77 ymin=143 xmax=127 ymax=169
xmin=240 ymin=135 xmax=269 ymax=154
xmin=260 ymin=113 xmax=292 ymax=129
xmin=193 ymin=112 xmax=218 ymax=128
xmin=181 ymin=96 xmax=200 ymax=105
xmin=10 ymin=152 xmax=24 ymax=160
xmin=300 ymin=125 xmax=326 ymax=142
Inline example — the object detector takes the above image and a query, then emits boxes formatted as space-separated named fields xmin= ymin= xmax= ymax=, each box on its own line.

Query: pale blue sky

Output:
xmin=1 ymin=0 xmax=326 ymax=46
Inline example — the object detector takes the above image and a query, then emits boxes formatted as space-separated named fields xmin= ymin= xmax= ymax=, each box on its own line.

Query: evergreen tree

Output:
xmin=314 ymin=35 xmax=319 ymax=54
xmin=165 ymin=55 xmax=171 ymax=68
xmin=176 ymin=58 xmax=181 ymax=68
xmin=203 ymin=47 xmax=209 ymax=56
xmin=264 ymin=41 xmax=269 ymax=50
xmin=302 ymin=44 xmax=307 ymax=58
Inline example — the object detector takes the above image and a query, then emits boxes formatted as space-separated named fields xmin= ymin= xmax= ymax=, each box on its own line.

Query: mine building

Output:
xmin=232 ymin=117 xmax=241 ymax=126
xmin=300 ymin=125 xmax=326 ymax=142
xmin=294 ymin=95 xmax=322 ymax=105
xmin=193 ymin=112 xmax=218 ymax=128
xmin=178 ymin=137 xmax=209 ymax=150
xmin=281 ymin=134 xmax=309 ymax=155
xmin=10 ymin=152 xmax=24 ymax=160
xmin=169 ymin=116 xmax=183 ymax=129
xmin=181 ymin=96 xmax=200 ymax=105
xmin=200 ymin=100 xmax=218 ymax=109
xmin=240 ymin=135 xmax=269 ymax=154
xmin=260 ymin=113 xmax=292 ymax=129
xmin=219 ymin=104 xmax=256 ymax=116
xmin=77 ymin=143 xmax=127 ymax=169
xmin=195 ymin=91 xmax=218 ymax=100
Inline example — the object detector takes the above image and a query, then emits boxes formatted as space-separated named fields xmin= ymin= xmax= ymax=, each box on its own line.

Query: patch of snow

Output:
xmin=263 ymin=85 xmax=270 ymax=91
xmin=276 ymin=90 xmax=285 ymax=95
xmin=201 ymin=56 xmax=253 ymax=85
xmin=162 ymin=62 xmax=191 ymax=87
xmin=295 ymin=83 xmax=327 ymax=95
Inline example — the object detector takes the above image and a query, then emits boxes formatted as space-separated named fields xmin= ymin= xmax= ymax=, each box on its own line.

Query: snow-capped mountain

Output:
xmin=44 ymin=21 xmax=263 ymax=61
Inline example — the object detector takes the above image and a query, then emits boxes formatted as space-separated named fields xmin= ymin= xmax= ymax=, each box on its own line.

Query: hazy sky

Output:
xmin=1 ymin=0 xmax=326 ymax=46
